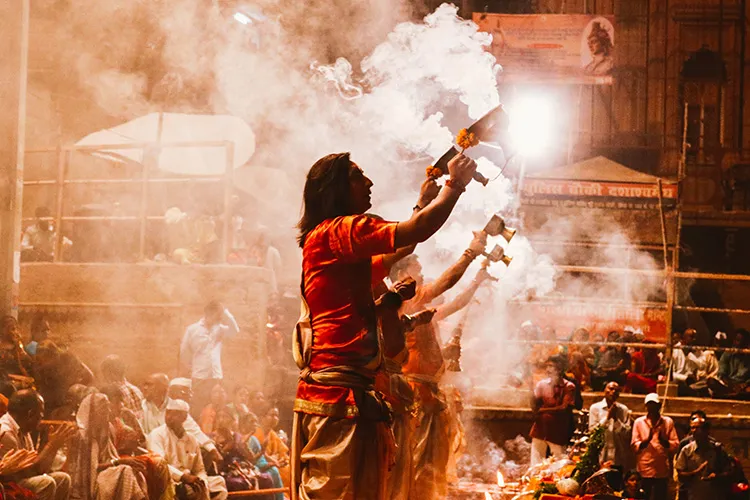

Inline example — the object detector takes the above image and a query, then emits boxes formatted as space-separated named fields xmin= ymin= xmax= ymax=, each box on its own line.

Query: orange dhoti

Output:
xmin=376 ymin=358 xmax=415 ymax=500
xmin=407 ymin=376 xmax=451 ymax=500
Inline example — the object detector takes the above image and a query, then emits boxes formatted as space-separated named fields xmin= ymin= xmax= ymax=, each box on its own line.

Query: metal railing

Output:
xmin=23 ymin=141 xmax=236 ymax=262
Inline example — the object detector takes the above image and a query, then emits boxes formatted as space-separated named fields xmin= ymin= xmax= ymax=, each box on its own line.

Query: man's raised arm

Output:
xmin=393 ymin=155 xmax=476 ymax=248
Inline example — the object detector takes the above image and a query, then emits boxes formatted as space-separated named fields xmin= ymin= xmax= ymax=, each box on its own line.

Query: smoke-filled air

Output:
xmin=28 ymin=0 xmax=669 ymax=386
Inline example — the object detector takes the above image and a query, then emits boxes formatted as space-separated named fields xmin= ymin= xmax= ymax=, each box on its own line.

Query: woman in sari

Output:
xmin=69 ymin=392 xmax=174 ymax=500
xmin=100 ymin=385 xmax=175 ymax=500
xmin=212 ymin=409 xmax=275 ymax=498
xmin=239 ymin=414 xmax=284 ymax=500
xmin=253 ymin=407 xmax=289 ymax=487
xmin=198 ymin=385 xmax=226 ymax=435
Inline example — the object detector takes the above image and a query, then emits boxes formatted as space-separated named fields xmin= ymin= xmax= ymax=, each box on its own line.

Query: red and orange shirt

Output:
xmin=295 ymin=215 xmax=397 ymax=418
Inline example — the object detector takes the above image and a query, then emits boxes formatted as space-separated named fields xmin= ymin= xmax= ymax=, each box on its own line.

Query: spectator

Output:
xmin=588 ymin=381 xmax=633 ymax=471
xmin=147 ymin=399 xmax=228 ymax=500
xmin=21 ymin=207 xmax=71 ymax=262
xmin=166 ymin=378 xmax=223 ymax=466
xmin=100 ymin=384 xmax=147 ymax=456
xmin=47 ymin=384 xmax=96 ymax=422
xmin=0 ymin=380 xmax=15 ymax=417
xmin=677 ymin=409 xmax=709 ymax=500
xmin=672 ymin=329 xmax=719 ymax=396
xmin=713 ymin=331 xmax=731 ymax=361
xmin=179 ymin=301 xmax=239 ymax=417
xmin=0 ymin=390 xmax=76 ymax=500
xmin=247 ymin=391 xmax=266 ymax=416
xmin=238 ymin=413 xmax=283 ymax=500
xmin=25 ymin=315 xmax=51 ymax=356
xmin=621 ymin=470 xmax=646 ymax=499
xmin=709 ymin=329 xmax=750 ymax=399
xmin=529 ymin=356 xmax=576 ymax=465
xmin=226 ymin=385 xmax=250 ymax=423
xmin=0 ymin=316 xmax=32 ymax=379
xmin=141 ymin=373 xmax=171 ymax=435
xmin=631 ymin=393 xmax=679 ymax=500
xmin=591 ymin=331 xmax=628 ymax=390
xmin=33 ymin=340 xmax=94 ymax=416
xmin=199 ymin=384 xmax=227 ymax=434
xmin=591 ymin=332 xmax=605 ymax=367
xmin=68 ymin=393 xmax=156 ymax=500
xmin=566 ymin=328 xmax=595 ymax=390
xmin=100 ymin=355 xmax=144 ymax=418
xmin=676 ymin=414 xmax=733 ymax=500
xmin=247 ymin=229 xmax=283 ymax=297
xmin=253 ymin=406 xmax=289 ymax=487
xmin=211 ymin=410 xmax=275 ymax=496
xmin=0 ymin=449 xmax=40 ymax=499
xmin=625 ymin=340 xmax=663 ymax=395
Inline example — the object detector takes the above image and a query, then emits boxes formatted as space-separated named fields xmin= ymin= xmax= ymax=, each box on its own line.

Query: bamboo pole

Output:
xmin=53 ymin=147 xmax=66 ymax=263
xmin=656 ymin=179 xmax=669 ymax=270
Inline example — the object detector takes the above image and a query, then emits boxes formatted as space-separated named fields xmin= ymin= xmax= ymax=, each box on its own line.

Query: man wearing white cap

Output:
xmin=631 ymin=393 xmax=679 ymax=500
xmin=148 ymin=399 xmax=228 ymax=500
xmin=180 ymin=301 xmax=239 ymax=419
xmin=140 ymin=377 xmax=223 ymax=464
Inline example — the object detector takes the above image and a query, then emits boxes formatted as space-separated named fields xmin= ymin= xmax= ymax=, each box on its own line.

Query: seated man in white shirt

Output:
xmin=0 ymin=390 xmax=78 ymax=500
xmin=179 ymin=301 xmax=239 ymax=417
xmin=140 ymin=376 xmax=223 ymax=465
xmin=672 ymin=329 xmax=719 ymax=396
xmin=148 ymin=399 xmax=228 ymax=500
xmin=588 ymin=381 xmax=633 ymax=473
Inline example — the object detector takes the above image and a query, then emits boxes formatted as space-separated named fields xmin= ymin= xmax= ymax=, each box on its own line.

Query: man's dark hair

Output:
xmin=101 ymin=355 xmax=126 ymax=379
xmin=35 ymin=207 xmax=51 ymax=219
xmin=0 ymin=380 xmax=16 ymax=399
xmin=8 ymin=390 xmax=42 ymax=416
xmin=691 ymin=413 xmax=711 ymax=431
xmin=389 ymin=254 xmax=418 ymax=282
xmin=547 ymin=355 xmax=566 ymax=371
xmin=204 ymin=300 xmax=223 ymax=316
xmin=735 ymin=329 xmax=750 ymax=343
xmin=297 ymin=153 xmax=353 ymax=247
xmin=690 ymin=409 xmax=707 ymax=420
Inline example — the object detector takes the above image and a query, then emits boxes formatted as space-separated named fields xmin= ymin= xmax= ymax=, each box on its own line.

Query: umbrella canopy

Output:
xmin=521 ymin=156 xmax=676 ymax=210
xmin=75 ymin=112 xmax=255 ymax=176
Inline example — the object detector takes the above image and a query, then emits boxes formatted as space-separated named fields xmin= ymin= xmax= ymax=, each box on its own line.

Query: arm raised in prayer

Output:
xmin=394 ymin=155 xmax=476 ymax=248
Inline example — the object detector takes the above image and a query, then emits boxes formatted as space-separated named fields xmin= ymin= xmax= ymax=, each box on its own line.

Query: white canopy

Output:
xmin=75 ymin=112 xmax=255 ymax=176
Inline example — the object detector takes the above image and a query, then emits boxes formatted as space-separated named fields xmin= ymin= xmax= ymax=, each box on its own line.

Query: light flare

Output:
xmin=497 ymin=470 xmax=505 ymax=487
xmin=233 ymin=12 xmax=252 ymax=25
xmin=507 ymin=95 xmax=555 ymax=157
xmin=484 ymin=492 xmax=493 ymax=500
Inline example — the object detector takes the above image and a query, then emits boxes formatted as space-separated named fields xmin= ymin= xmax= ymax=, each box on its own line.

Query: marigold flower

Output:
xmin=425 ymin=166 xmax=443 ymax=178
xmin=456 ymin=128 xmax=479 ymax=150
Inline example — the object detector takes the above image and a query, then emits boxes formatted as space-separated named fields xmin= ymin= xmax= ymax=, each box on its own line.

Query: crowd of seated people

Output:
xmin=520 ymin=321 xmax=750 ymax=399
xmin=0 ymin=313 xmax=291 ymax=500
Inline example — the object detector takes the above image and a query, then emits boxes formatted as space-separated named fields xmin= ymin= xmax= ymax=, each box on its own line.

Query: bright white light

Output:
xmin=234 ymin=12 xmax=252 ymax=25
xmin=507 ymin=95 xmax=555 ymax=157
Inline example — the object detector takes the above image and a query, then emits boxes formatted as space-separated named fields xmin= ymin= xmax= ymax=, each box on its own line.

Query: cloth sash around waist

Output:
xmin=299 ymin=366 xmax=391 ymax=422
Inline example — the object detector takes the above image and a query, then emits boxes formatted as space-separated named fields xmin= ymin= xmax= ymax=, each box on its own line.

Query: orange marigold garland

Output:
xmin=456 ymin=128 xmax=479 ymax=151
xmin=426 ymin=166 xmax=443 ymax=179
xmin=425 ymin=129 xmax=479 ymax=180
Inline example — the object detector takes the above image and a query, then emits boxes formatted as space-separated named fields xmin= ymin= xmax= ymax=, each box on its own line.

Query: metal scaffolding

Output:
xmin=23 ymin=140 xmax=237 ymax=262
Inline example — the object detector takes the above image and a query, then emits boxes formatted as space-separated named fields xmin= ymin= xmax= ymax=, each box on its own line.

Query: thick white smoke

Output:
xmin=32 ymin=0 xmax=665 ymax=401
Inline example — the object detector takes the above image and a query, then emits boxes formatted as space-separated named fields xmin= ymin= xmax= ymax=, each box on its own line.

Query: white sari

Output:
xmin=69 ymin=393 xmax=148 ymax=500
